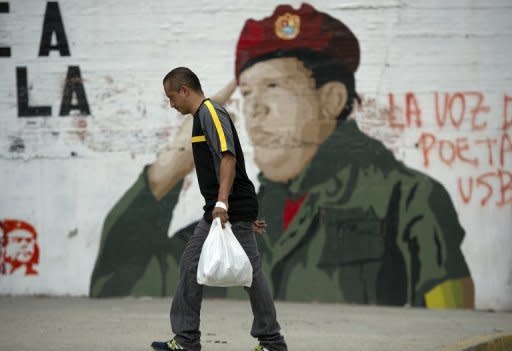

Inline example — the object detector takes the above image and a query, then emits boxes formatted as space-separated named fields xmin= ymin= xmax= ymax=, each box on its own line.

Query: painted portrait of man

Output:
xmin=2 ymin=220 xmax=39 ymax=276
xmin=90 ymin=3 xmax=474 ymax=308
xmin=0 ymin=222 xmax=5 ymax=275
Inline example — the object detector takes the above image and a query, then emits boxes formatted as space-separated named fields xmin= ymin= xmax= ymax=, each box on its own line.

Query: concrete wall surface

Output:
xmin=0 ymin=1 xmax=511 ymax=310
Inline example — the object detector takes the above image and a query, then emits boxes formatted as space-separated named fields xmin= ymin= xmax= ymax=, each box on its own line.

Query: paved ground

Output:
xmin=0 ymin=297 xmax=511 ymax=351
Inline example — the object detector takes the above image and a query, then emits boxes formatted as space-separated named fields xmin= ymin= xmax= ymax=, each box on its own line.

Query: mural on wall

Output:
xmin=0 ymin=220 xmax=40 ymax=276
xmin=89 ymin=3 xmax=475 ymax=308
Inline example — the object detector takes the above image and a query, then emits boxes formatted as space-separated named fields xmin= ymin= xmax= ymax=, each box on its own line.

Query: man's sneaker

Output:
xmin=251 ymin=345 xmax=270 ymax=351
xmin=151 ymin=338 xmax=187 ymax=351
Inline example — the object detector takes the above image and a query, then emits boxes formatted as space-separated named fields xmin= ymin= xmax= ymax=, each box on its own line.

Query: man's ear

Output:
xmin=318 ymin=81 xmax=348 ymax=119
xmin=180 ymin=85 xmax=187 ymax=96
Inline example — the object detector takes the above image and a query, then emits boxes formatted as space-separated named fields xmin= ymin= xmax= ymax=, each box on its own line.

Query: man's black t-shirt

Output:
xmin=191 ymin=98 xmax=258 ymax=223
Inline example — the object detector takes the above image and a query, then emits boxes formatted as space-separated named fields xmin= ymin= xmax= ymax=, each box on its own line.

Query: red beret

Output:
xmin=2 ymin=219 xmax=37 ymax=239
xmin=235 ymin=3 xmax=360 ymax=81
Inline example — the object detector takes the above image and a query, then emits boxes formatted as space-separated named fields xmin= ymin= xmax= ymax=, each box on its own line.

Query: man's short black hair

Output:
xmin=163 ymin=67 xmax=203 ymax=93
xmin=241 ymin=49 xmax=361 ymax=121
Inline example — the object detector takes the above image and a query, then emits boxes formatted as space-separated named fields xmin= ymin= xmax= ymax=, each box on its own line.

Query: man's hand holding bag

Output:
xmin=196 ymin=218 xmax=253 ymax=287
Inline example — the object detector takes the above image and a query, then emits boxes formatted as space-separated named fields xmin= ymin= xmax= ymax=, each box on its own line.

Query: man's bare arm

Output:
xmin=212 ymin=152 xmax=236 ymax=225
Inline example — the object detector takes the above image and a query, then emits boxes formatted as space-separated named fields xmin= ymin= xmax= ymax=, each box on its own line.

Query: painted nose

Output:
xmin=245 ymin=97 xmax=269 ymax=120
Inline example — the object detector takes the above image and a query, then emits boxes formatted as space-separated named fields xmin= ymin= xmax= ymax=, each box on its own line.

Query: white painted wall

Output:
xmin=0 ymin=0 xmax=510 ymax=310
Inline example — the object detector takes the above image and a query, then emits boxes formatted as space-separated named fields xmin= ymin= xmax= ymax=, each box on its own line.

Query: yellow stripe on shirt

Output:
xmin=191 ymin=135 xmax=206 ymax=143
xmin=204 ymin=100 xmax=228 ymax=152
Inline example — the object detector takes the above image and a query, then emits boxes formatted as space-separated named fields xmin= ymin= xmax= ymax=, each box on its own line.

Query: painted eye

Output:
xmin=267 ymin=82 xmax=278 ymax=88
xmin=240 ymin=89 xmax=251 ymax=97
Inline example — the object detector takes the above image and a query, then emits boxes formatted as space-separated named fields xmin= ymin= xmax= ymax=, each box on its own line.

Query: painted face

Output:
xmin=164 ymin=83 xmax=190 ymax=115
xmin=6 ymin=229 xmax=35 ymax=264
xmin=0 ymin=226 xmax=5 ymax=266
xmin=239 ymin=57 xmax=326 ymax=182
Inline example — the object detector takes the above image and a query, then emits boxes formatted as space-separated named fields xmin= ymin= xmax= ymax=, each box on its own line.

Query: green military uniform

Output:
xmin=90 ymin=120 xmax=473 ymax=307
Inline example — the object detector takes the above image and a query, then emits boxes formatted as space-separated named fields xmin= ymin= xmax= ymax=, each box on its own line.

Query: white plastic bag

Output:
xmin=197 ymin=218 xmax=253 ymax=287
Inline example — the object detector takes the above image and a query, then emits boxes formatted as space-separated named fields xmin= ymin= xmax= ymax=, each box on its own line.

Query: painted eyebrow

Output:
xmin=240 ymin=76 xmax=298 ymax=87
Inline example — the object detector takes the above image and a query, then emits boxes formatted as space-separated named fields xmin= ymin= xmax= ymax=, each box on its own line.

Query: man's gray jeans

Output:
xmin=170 ymin=219 xmax=287 ymax=351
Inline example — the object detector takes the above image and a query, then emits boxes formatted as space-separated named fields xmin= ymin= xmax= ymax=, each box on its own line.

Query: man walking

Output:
xmin=151 ymin=67 xmax=287 ymax=351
